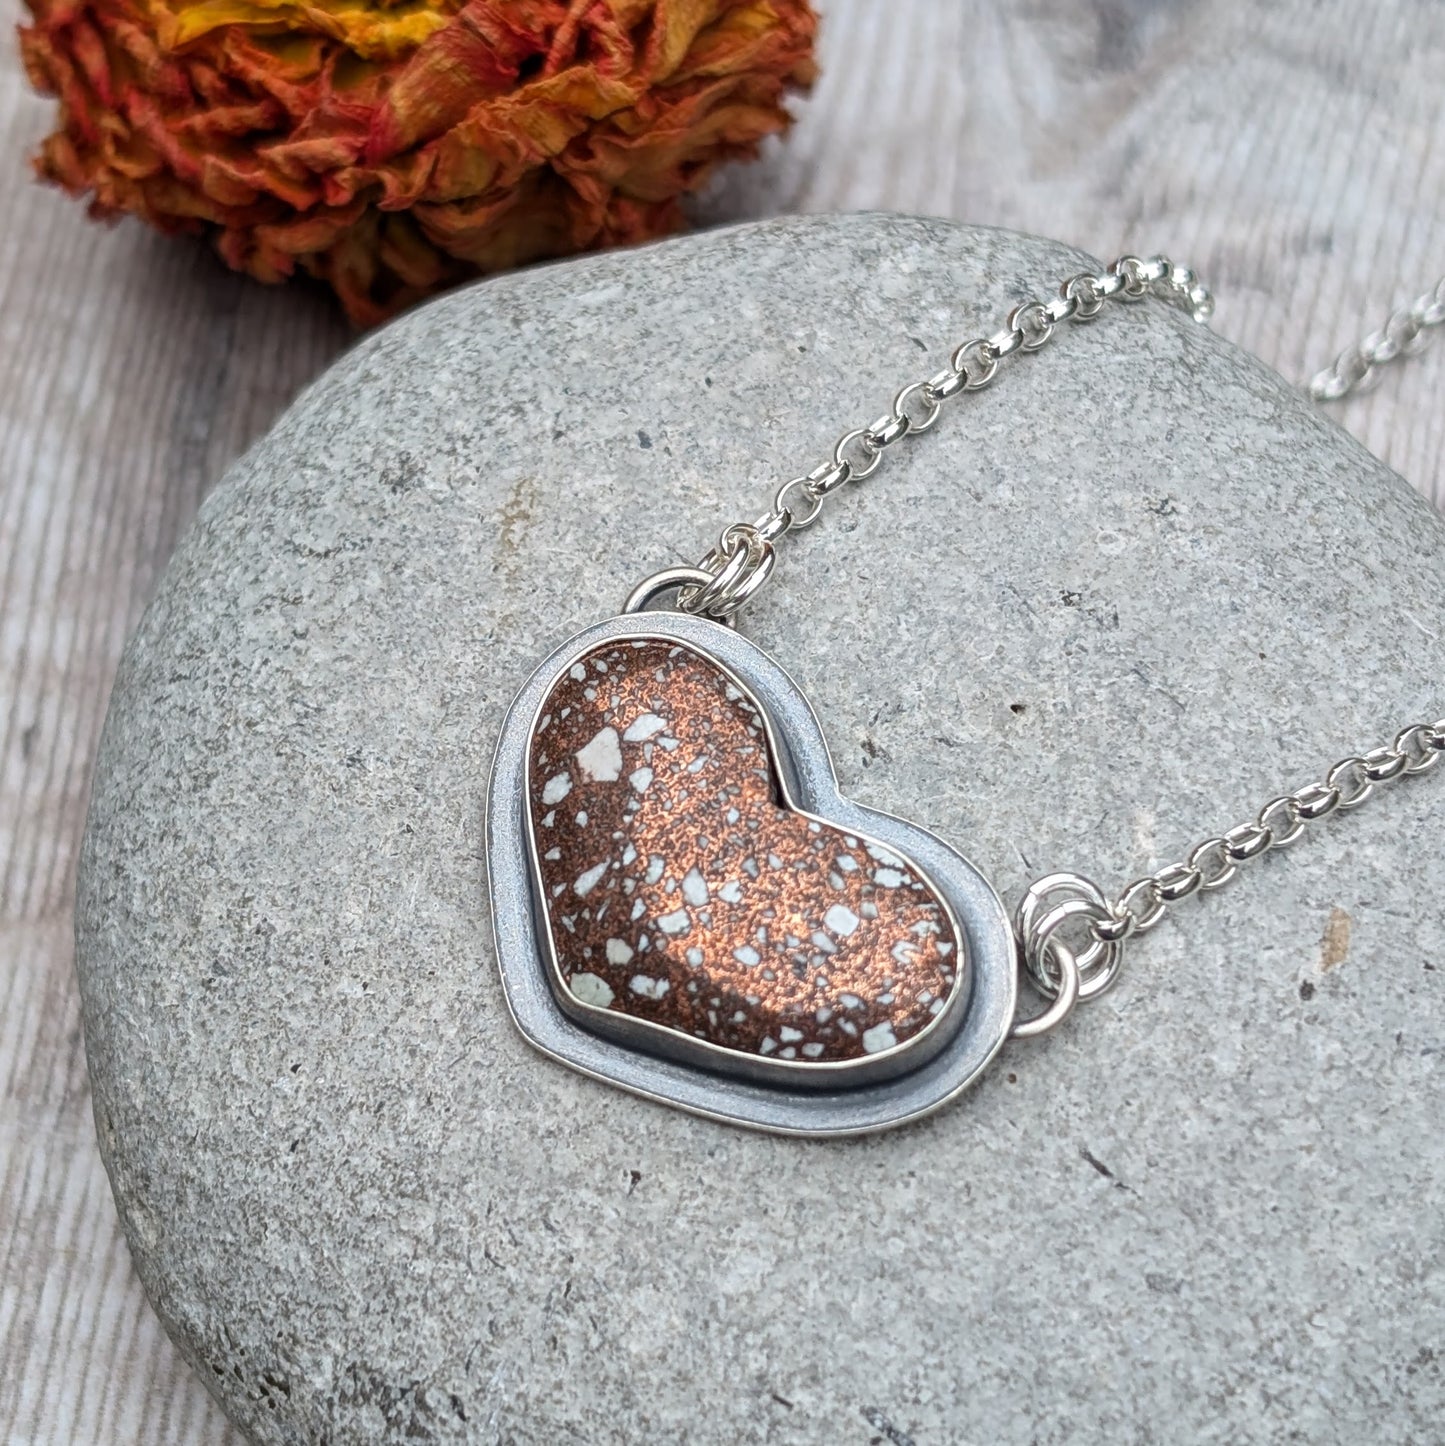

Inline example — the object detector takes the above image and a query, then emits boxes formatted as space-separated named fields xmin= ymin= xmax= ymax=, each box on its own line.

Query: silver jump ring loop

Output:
xmin=687 ymin=535 xmax=757 ymax=615
xmin=1034 ymin=898 xmax=1124 ymax=1000
xmin=1015 ymin=875 xmax=1123 ymax=1001
xmin=623 ymin=566 xmax=736 ymax=625
xmin=689 ymin=529 xmax=775 ymax=618
xmin=1010 ymin=940 xmax=1080 ymax=1040
xmin=1016 ymin=872 xmax=1112 ymax=981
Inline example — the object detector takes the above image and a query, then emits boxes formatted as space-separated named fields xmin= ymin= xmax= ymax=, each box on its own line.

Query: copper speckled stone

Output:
xmin=526 ymin=638 xmax=961 ymax=1065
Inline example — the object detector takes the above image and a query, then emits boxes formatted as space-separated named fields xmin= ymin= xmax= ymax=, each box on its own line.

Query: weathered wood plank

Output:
xmin=2 ymin=2 xmax=1441 ymax=1439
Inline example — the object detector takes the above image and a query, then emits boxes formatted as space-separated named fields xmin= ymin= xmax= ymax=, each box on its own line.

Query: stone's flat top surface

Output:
xmin=78 ymin=214 xmax=1445 ymax=1444
xmin=528 ymin=637 xmax=961 ymax=1068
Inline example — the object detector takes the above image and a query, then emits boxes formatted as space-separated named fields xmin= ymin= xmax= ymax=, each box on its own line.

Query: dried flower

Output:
xmin=19 ymin=0 xmax=818 ymax=323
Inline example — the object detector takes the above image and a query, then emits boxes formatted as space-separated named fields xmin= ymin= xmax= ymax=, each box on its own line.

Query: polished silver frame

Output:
xmin=485 ymin=611 xmax=1017 ymax=1136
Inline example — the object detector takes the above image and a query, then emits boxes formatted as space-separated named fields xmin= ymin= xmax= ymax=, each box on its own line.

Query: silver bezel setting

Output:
xmin=522 ymin=628 xmax=975 ymax=1089
xmin=486 ymin=611 xmax=1017 ymax=1136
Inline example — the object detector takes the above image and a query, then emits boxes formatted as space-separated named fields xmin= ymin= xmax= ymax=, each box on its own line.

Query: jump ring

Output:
xmin=622 ymin=566 xmax=736 ymax=626
xmin=1010 ymin=940 xmax=1080 ymax=1040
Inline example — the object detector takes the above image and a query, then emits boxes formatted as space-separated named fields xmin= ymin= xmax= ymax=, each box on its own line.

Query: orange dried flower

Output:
xmin=19 ymin=0 xmax=818 ymax=323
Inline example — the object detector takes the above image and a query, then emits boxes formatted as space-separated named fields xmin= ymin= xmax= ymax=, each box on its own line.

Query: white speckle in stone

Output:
xmin=758 ymin=1036 xmax=778 ymax=1055
xmin=682 ymin=868 xmax=709 ymax=906
xmin=657 ymin=909 xmax=690 ymax=935
xmin=733 ymin=944 xmax=761 ymax=967
xmin=541 ymin=810 xmax=555 ymax=828
xmin=779 ymin=1047 xmax=797 ymax=1060
xmin=862 ymin=1022 xmax=898 ymax=1054
xmin=541 ymin=773 xmax=572 ymax=805
xmin=630 ymin=899 xmax=645 ymax=920
xmin=874 ymin=868 xmax=904 ymax=888
xmin=717 ymin=880 xmax=743 ymax=904
xmin=726 ymin=807 xmax=741 ymax=825
xmin=767 ymin=853 xmax=783 ymax=870
xmin=543 ymin=848 xmax=561 ymax=861
xmin=576 ymin=726 xmax=623 ymax=782
xmin=866 ymin=842 xmax=905 ymax=868
xmin=624 ymin=712 xmax=667 ymax=742
xmin=779 ymin=1026 xmax=802 ymax=1043
xmin=815 ymin=1005 xmax=833 ymax=1023
xmin=574 ymin=860 xmax=609 ymax=897
xmin=938 ymin=941 xmax=955 ymax=955
xmin=621 ymin=844 xmax=637 ymax=866
xmin=629 ymin=975 xmax=670 ymax=1000
xmin=839 ymin=993 xmax=863 ymax=1010
xmin=686 ymin=947 xmax=704 ymax=967
xmin=575 ymin=811 xmax=589 ymax=827
xmin=929 ymin=998 xmax=946 ymax=1014
xmin=742 ymin=857 xmax=759 ymax=878
xmin=828 ymin=872 xmax=844 ymax=890
xmin=824 ymin=904 xmax=860 ymax=937
xmin=802 ymin=1042 xmax=825 ymax=1058
xmin=811 ymin=932 xmax=837 ymax=955
xmin=605 ymin=938 xmax=634 ymax=965
xmin=629 ymin=767 xmax=654 ymax=792
xmin=891 ymin=940 xmax=916 ymax=966
xmin=860 ymin=902 xmax=879 ymax=920
xmin=837 ymin=854 xmax=859 ymax=873
xmin=568 ymin=663 xmax=587 ymax=682
xmin=645 ymin=856 xmax=665 ymax=885
xmin=657 ymin=736 xmax=680 ymax=751
xmin=570 ymin=972 xmax=615 ymax=1007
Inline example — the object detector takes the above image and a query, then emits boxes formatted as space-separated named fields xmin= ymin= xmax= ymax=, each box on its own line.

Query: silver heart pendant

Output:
xmin=486 ymin=611 xmax=1016 ymax=1135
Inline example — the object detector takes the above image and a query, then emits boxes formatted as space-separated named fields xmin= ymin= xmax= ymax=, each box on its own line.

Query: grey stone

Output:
xmin=78 ymin=214 xmax=1445 ymax=1445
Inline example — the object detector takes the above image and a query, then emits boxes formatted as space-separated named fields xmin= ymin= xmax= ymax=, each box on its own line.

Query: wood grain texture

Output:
xmin=1 ymin=2 xmax=1441 ymax=1440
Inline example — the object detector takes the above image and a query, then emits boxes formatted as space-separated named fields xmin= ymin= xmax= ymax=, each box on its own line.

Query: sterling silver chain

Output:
xmin=640 ymin=254 xmax=1445 ymax=1040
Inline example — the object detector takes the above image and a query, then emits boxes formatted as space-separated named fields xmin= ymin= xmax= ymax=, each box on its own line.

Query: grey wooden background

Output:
xmin=2 ymin=1 xmax=1442 ymax=1440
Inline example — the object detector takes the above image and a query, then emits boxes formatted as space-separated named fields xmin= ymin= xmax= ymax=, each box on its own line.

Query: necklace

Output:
xmin=485 ymin=255 xmax=1445 ymax=1136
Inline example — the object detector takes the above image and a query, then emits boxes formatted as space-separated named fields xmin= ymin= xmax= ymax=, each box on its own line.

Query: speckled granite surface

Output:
xmin=78 ymin=214 xmax=1445 ymax=1444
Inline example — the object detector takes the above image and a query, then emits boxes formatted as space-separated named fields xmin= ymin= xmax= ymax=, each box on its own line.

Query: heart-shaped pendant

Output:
xmin=487 ymin=612 xmax=1016 ymax=1135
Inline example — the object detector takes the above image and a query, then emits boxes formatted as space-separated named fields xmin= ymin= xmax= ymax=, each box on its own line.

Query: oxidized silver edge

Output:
xmin=484 ymin=611 xmax=1018 ymax=1137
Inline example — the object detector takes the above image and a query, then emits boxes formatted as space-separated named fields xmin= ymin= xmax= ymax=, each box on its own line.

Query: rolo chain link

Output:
xmin=1013 ymin=720 xmax=1445 ymax=1036
xmin=679 ymin=254 xmax=1213 ymax=618
xmin=1306 ymin=277 xmax=1445 ymax=402
xmin=637 ymin=253 xmax=1443 ymax=1039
